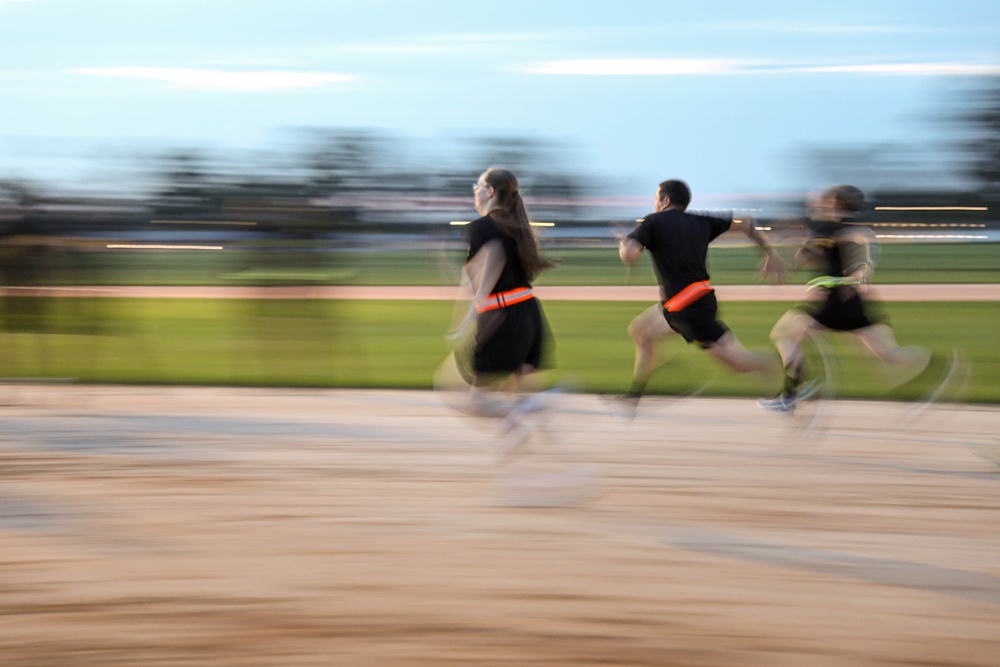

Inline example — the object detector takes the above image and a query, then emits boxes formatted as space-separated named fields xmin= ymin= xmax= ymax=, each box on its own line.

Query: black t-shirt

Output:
xmin=628 ymin=209 xmax=732 ymax=301
xmin=467 ymin=214 xmax=531 ymax=293
xmin=803 ymin=220 xmax=855 ymax=278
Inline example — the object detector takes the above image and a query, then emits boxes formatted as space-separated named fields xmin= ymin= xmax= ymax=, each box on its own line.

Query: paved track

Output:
xmin=1 ymin=385 xmax=998 ymax=666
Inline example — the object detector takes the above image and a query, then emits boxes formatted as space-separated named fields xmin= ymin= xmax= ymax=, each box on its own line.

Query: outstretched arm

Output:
xmin=733 ymin=215 xmax=788 ymax=283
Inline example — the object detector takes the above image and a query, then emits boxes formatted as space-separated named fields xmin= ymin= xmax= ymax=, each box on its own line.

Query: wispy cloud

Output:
xmin=710 ymin=21 xmax=915 ymax=35
xmin=305 ymin=31 xmax=560 ymax=57
xmin=515 ymin=58 xmax=1000 ymax=77
xmin=790 ymin=63 xmax=1000 ymax=76
xmin=517 ymin=58 xmax=749 ymax=76
xmin=70 ymin=67 xmax=357 ymax=91
xmin=423 ymin=31 xmax=556 ymax=45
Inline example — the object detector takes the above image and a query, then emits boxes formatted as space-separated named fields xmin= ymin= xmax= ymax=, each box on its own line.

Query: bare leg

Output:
xmin=626 ymin=304 xmax=675 ymax=397
xmin=706 ymin=330 xmax=777 ymax=375
xmin=767 ymin=309 xmax=819 ymax=397
xmin=853 ymin=323 xmax=931 ymax=385
xmin=769 ymin=309 xmax=815 ymax=370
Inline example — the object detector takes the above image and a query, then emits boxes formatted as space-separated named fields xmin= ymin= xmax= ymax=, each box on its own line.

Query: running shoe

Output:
xmin=756 ymin=393 xmax=797 ymax=415
xmin=601 ymin=394 xmax=639 ymax=422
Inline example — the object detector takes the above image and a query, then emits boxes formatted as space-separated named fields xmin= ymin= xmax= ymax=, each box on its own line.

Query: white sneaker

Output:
xmin=757 ymin=393 xmax=797 ymax=415
xmin=469 ymin=391 xmax=517 ymax=418
xmin=795 ymin=378 xmax=824 ymax=401
xmin=601 ymin=395 xmax=638 ymax=422
xmin=498 ymin=389 xmax=558 ymax=430
xmin=496 ymin=420 xmax=532 ymax=463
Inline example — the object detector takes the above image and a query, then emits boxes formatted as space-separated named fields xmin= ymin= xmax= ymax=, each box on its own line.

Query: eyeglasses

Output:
xmin=472 ymin=181 xmax=490 ymax=192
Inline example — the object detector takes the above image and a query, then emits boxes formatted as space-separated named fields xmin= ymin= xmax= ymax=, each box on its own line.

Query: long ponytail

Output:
xmin=482 ymin=167 xmax=556 ymax=280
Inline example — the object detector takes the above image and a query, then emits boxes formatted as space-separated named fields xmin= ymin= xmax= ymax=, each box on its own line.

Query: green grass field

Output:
xmin=5 ymin=242 xmax=996 ymax=400
xmin=1 ymin=297 xmax=996 ymax=402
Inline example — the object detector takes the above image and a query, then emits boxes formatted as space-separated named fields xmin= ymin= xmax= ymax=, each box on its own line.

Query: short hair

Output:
xmin=826 ymin=185 xmax=865 ymax=215
xmin=657 ymin=179 xmax=691 ymax=210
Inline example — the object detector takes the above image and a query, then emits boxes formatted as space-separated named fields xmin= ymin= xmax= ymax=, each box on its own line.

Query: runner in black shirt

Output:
xmin=616 ymin=179 xmax=786 ymax=416
xmin=443 ymin=167 xmax=557 ymax=458
xmin=463 ymin=169 xmax=553 ymax=385
xmin=758 ymin=185 xmax=932 ymax=414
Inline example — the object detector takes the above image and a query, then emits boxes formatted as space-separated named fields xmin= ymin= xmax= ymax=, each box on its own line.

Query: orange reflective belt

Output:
xmin=664 ymin=280 xmax=713 ymax=312
xmin=477 ymin=287 xmax=534 ymax=313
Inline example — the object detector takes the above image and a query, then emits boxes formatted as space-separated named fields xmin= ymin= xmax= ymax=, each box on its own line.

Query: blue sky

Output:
xmin=1 ymin=0 xmax=998 ymax=202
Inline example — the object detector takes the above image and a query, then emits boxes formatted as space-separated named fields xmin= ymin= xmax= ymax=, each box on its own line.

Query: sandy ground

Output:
xmin=1 ymin=384 xmax=999 ymax=666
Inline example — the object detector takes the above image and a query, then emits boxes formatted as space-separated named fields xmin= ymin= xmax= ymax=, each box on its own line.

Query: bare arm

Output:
xmin=733 ymin=215 xmax=788 ymax=283
xmin=792 ymin=244 xmax=821 ymax=270
xmin=466 ymin=239 xmax=505 ymax=305
xmin=839 ymin=228 xmax=877 ymax=293
xmin=447 ymin=239 xmax=505 ymax=341
xmin=619 ymin=236 xmax=643 ymax=265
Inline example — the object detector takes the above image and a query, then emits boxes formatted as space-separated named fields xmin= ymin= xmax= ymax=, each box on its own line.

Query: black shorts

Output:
xmin=663 ymin=293 xmax=729 ymax=348
xmin=473 ymin=298 xmax=551 ymax=375
xmin=803 ymin=288 xmax=878 ymax=332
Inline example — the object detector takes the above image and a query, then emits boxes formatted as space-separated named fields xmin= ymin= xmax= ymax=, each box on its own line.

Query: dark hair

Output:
xmin=657 ymin=179 xmax=691 ymax=210
xmin=826 ymin=185 xmax=866 ymax=215
xmin=483 ymin=167 xmax=556 ymax=279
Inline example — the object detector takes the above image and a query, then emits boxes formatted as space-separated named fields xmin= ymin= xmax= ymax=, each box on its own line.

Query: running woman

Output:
xmin=445 ymin=167 xmax=557 ymax=443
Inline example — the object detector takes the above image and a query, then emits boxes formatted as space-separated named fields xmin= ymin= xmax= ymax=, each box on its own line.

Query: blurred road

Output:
xmin=1 ymin=385 xmax=998 ymax=666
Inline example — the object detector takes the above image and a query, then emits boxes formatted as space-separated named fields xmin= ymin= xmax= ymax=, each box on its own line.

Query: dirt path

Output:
xmin=1 ymin=385 xmax=998 ymax=666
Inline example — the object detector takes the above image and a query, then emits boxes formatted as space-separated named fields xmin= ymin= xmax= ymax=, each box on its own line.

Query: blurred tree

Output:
xmin=470 ymin=135 xmax=580 ymax=199
xmin=958 ymin=75 xmax=1000 ymax=194
xmin=0 ymin=181 xmax=33 ymax=230
xmin=459 ymin=135 xmax=586 ymax=225
xmin=152 ymin=150 xmax=224 ymax=218
xmin=295 ymin=128 xmax=395 ymax=197
xmin=795 ymin=76 xmax=1000 ymax=196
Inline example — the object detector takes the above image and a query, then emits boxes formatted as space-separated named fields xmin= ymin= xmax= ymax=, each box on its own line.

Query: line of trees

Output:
xmin=2 ymin=76 xmax=999 ymax=241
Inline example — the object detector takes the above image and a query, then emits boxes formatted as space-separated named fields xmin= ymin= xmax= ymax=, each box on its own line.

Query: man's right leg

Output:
xmin=606 ymin=305 xmax=675 ymax=420
xmin=626 ymin=304 xmax=675 ymax=399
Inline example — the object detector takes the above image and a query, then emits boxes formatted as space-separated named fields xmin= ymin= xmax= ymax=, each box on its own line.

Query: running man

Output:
xmin=617 ymin=179 xmax=786 ymax=415
xmin=758 ymin=185 xmax=931 ymax=414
